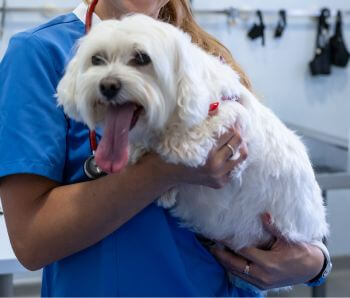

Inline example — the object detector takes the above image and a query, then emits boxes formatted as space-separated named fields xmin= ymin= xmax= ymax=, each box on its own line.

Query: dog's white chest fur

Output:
xmin=156 ymin=99 xmax=327 ymax=250
xmin=147 ymin=95 xmax=327 ymax=251
xmin=57 ymin=14 xmax=328 ymax=252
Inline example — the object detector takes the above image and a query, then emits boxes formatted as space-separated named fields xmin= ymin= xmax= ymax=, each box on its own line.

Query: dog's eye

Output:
xmin=132 ymin=52 xmax=151 ymax=66
xmin=91 ymin=55 xmax=106 ymax=66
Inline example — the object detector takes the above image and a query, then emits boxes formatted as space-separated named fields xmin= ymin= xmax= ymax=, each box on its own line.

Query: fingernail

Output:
xmin=264 ymin=213 xmax=272 ymax=225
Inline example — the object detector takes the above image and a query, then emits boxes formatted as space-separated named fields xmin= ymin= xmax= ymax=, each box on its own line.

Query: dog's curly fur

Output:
xmin=57 ymin=14 xmax=328 ymax=252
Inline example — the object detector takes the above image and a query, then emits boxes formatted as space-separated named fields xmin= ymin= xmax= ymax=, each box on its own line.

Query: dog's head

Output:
xmin=57 ymin=14 xmax=222 ymax=173
xmin=57 ymin=14 xmax=213 ymax=128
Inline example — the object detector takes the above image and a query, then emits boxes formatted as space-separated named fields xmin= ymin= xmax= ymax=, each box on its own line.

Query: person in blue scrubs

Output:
xmin=0 ymin=0 xmax=329 ymax=296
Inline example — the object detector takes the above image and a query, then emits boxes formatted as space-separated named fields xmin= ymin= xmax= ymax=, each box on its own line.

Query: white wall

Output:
xmin=193 ymin=0 xmax=350 ymax=140
xmin=0 ymin=0 xmax=81 ymax=56
xmin=193 ymin=0 xmax=350 ymax=257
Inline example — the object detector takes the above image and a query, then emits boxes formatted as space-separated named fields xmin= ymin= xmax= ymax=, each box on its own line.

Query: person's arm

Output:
xmin=210 ymin=213 xmax=326 ymax=290
xmin=0 ymin=129 xmax=247 ymax=271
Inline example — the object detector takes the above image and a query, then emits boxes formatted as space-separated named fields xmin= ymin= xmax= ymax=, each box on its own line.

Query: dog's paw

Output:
xmin=157 ymin=188 xmax=178 ymax=209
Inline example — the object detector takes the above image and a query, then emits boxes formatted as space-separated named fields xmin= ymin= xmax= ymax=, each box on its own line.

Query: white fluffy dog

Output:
xmin=57 ymin=14 xmax=328 ymax=252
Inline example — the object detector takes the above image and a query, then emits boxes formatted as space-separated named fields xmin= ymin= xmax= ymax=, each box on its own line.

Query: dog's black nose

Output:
xmin=100 ymin=77 xmax=121 ymax=100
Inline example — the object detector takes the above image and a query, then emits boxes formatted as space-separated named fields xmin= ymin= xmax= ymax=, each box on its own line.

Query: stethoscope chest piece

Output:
xmin=84 ymin=155 xmax=106 ymax=180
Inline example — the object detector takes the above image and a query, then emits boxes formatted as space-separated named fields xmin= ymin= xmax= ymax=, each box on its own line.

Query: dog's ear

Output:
xmin=174 ymin=32 xmax=211 ymax=128
xmin=56 ymin=55 xmax=81 ymax=121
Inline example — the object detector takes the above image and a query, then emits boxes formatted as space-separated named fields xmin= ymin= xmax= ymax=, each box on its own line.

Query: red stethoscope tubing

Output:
xmin=85 ymin=0 xmax=99 ymax=34
xmin=85 ymin=0 xmax=219 ymax=154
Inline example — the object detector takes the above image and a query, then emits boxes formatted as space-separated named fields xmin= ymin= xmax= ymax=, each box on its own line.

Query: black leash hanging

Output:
xmin=274 ymin=10 xmax=287 ymax=38
xmin=330 ymin=11 xmax=350 ymax=67
xmin=309 ymin=8 xmax=332 ymax=76
xmin=247 ymin=10 xmax=265 ymax=46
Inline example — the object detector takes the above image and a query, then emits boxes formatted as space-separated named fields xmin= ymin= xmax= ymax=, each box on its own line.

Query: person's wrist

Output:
xmin=168 ymin=162 xmax=198 ymax=186
xmin=161 ymin=163 xmax=183 ymax=187
xmin=308 ymin=245 xmax=326 ymax=281
xmin=144 ymin=154 xmax=182 ymax=187
xmin=306 ymin=245 xmax=332 ymax=287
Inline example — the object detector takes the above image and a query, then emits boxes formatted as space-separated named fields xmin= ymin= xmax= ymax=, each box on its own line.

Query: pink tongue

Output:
xmin=95 ymin=103 xmax=135 ymax=174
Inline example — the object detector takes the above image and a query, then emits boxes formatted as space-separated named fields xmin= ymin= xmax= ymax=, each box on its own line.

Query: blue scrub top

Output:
xmin=0 ymin=13 xmax=262 ymax=297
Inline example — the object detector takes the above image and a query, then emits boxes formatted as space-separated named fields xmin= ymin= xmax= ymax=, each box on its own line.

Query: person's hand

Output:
xmin=173 ymin=127 xmax=248 ymax=189
xmin=142 ymin=127 xmax=247 ymax=189
xmin=210 ymin=213 xmax=325 ymax=290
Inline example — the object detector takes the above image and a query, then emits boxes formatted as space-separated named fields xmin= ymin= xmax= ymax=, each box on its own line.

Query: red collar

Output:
xmin=209 ymin=95 xmax=239 ymax=114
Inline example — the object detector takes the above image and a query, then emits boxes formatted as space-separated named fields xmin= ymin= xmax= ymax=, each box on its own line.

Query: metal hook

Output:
xmin=226 ymin=7 xmax=239 ymax=25
xmin=0 ymin=0 xmax=7 ymax=39
xmin=320 ymin=8 xmax=331 ymax=31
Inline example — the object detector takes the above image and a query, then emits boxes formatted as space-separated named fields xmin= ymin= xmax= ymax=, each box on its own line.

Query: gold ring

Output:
xmin=226 ymin=143 xmax=235 ymax=158
xmin=243 ymin=262 xmax=251 ymax=275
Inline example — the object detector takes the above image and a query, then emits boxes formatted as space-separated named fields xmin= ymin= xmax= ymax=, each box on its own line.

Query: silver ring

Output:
xmin=226 ymin=143 xmax=235 ymax=158
xmin=243 ymin=262 xmax=251 ymax=275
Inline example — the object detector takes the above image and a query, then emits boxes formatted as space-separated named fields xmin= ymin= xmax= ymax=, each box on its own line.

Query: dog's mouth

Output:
xmin=95 ymin=102 xmax=143 ymax=174
xmin=130 ymin=104 xmax=143 ymax=130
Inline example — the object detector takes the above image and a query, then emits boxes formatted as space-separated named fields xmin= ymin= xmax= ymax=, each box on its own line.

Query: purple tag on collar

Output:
xmin=222 ymin=95 xmax=240 ymax=102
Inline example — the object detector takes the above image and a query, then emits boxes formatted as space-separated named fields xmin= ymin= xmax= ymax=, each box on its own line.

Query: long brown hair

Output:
xmin=159 ymin=0 xmax=251 ymax=90
xmin=83 ymin=0 xmax=252 ymax=89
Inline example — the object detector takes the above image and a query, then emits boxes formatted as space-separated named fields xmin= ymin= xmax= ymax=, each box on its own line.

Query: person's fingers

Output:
xmin=234 ymin=215 xmax=289 ymax=269
xmin=229 ymin=269 xmax=267 ymax=291
xmin=217 ymin=239 xmax=271 ymax=268
xmin=210 ymin=247 xmax=263 ymax=276
xmin=217 ymin=132 xmax=243 ymax=161
xmin=222 ymin=145 xmax=248 ymax=174
xmin=236 ymin=247 xmax=271 ymax=268
xmin=229 ymin=141 xmax=247 ymax=161
xmin=210 ymin=247 xmax=268 ymax=290
xmin=261 ymin=213 xmax=286 ymax=240
xmin=214 ymin=128 xmax=237 ymax=151
xmin=210 ymin=246 xmax=247 ymax=273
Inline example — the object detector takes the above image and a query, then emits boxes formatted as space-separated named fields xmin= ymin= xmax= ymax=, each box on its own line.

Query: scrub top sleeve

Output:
xmin=0 ymin=32 xmax=68 ymax=183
